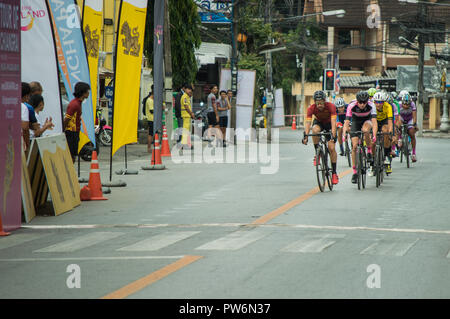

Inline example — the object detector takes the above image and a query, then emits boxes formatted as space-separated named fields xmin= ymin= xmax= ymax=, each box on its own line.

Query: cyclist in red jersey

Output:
xmin=302 ymin=90 xmax=339 ymax=185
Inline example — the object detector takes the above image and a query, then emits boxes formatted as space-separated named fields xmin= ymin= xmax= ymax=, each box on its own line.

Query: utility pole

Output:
xmin=163 ymin=0 xmax=173 ymax=144
xmin=230 ymin=0 xmax=238 ymax=145
xmin=299 ymin=51 xmax=305 ymax=128
xmin=417 ymin=1 xmax=427 ymax=137
xmin=265 ymin=0 xmax=274 ymax=143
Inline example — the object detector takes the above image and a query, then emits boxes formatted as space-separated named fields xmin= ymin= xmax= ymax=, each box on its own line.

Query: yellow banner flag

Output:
xmin=112 ymin=0 xmax=147 ymax=156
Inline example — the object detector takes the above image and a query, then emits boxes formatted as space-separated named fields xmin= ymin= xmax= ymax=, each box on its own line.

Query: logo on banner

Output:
xmin=20 ymin=6 xmax=46 ymax=31
xmin=155 ymin=25 xmax=163 ymax=45
xmin=121 ymin=21 xmax=140 ymax=57
xmin=84 ymin=25 xmax=99 ymax=58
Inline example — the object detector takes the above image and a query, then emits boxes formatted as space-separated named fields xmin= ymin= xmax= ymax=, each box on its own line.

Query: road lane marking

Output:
xmin=101 ymin=255 xmax=203 ymax=299
xmin=251 ymin=169 xmax=353 ymax=225
xmin=34 ymin=232 xmax=124 ymax=253
xmin=195 ymin=229 xmax=267 ymax=251
xmin=117 ymin=231 xmax=200 ymax=251
xmin=0 ymin=233 xmax=52 ymax=251
xmin=281 ymin=234 xmax=346 ymax=253
xmin=360 ymin=238 xmax=420 ymax=256
xmin=0 ymin=256 xmax=184 ymax=262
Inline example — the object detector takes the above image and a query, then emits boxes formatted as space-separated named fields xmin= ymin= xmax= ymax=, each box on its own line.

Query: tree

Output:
xmin=144 ymin=0 xmax=201 ymax=89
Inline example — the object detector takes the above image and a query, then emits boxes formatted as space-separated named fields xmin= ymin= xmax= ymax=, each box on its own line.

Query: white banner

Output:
xmin=21 ymin=0 xmax=62 ymax=133
xmin=273 ymin=88 xmax=285 ymax=127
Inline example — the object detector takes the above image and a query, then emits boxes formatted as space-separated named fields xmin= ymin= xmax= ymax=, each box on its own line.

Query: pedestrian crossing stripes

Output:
xmin=281 ymin=234 xmax=346 ymax=253
xmin=34 ymin=232 xmax=124 ymax=253
xmin=0 ymin=233 xmax=51 ymax=251
xmin=117 ymin=231 xmax=200 ymax=252
xmin=195 ymin=229 xmax=267 ymax=251
xmin=360 ymin=238 xmax=420 ymax=256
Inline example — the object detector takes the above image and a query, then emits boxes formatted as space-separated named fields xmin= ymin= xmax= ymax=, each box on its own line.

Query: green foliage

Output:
xmin=144 ymin=0 xmax=201 ymax=89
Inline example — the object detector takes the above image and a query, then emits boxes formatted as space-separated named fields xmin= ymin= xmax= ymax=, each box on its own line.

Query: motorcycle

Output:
xmin=193 ymin=104 xmax=209 ymax=140
xmin=79 ymin=109 xmax=112 ymax=161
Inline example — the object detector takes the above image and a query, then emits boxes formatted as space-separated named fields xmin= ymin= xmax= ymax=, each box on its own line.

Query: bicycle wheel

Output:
xmin=325 ymin=150 xmax=333 ymax=191
xmin=361 ymin=147 xmax=367 ymax=189
xmin=345 ymin=140 xmax=351 ymax=167
xmin=380 ymin=146 xmax=384 ymax=184
xmin=315 ymin=148 xmax=326 ymax=192
xmin=375 ymin=145 xmax=381 ymax=188
xmin=356 ymin=146 xmax=362 ymax=190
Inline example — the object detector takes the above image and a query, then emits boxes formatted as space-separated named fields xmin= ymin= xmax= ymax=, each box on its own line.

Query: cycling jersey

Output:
xmin=375 ymin=102 xmax=393 ymax=122
xmin=399 ymin=101 xmax=417 ymax=123
xmin=336 ymin=104 xmax=348 ymax=124
xmin=345 ymin=100 xmax=377 ymax=121
xmin=306 ymin=102 xmax=337 ymax=124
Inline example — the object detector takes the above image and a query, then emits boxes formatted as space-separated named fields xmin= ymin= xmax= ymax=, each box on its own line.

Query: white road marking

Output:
xmin=0 ymin=256 xmax=185 ymax=262
xmin=0 ymin=233 xmax=51 ymax=251
xmin=281 ymin=234 xmax=346 ymax=253
xmin=360 ymin=238 xmax=420 ymax=256
xmin=117 ymin=231 xmax=200 ymax=251
xmin=195 ymin=229 xmax=267 ymax=251
xmin=34 ymin=232 xmax=124 ymax=253
xmin=21 ymin=224 xmax=450 ymax=235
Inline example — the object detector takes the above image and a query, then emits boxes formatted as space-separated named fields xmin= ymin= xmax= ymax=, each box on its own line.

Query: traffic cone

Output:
xmin=160 ymin=126 xmax=171 ymax=157
xmin=0 ymin=210 xmax=11 ymax=236
xmin=291 ymin=116 xmax=296 ymax=130
xmin=151 ymin=134 xmax=163 ymax=165
xmin=87 ymin=151 xmax=108 ymax=200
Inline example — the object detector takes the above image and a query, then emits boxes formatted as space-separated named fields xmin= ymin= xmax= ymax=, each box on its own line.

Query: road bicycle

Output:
xmin=399 ymin=124 xmax=413 ymax=168
xmin=351 ymin=131 xmax=369 ymax=190
xmin=344 ymin=132 xmax=352 ymax=167
xmin=373 ymin=132 xmax=392 ymax=188
xmin=305 ymin=132 xmax=334 ymax=192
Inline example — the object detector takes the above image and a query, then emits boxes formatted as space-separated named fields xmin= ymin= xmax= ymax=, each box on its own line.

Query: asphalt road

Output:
xmin=1 ymin=128 xmax=449 ymax=299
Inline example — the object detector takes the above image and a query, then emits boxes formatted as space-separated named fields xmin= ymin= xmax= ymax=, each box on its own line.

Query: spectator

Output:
xmin=145 ymin=85 xmax=155 ymax=153
xmin=21 ymin=82 xmax=31 ymax=153
xmin=63 ymin=82 xmax=90 ymax=163
xmin=180 ymin=84 xmax=195 ymax=150
xmin=206 ymin=85 xmax=219 ymax=143
xmin=22 ymin=82 xmax=39 ymax=151
xmin=30 ymin=81 xmax=43 ymax=95
xmin=227 ymin=89 xmax=233 ymax=101
xmin=174 ymin=83 xmax=187 ymax=144
xmin=29 ymin=94 xmax=54 ymax=138
xmin=216 ymin=90 xmax=231 ymax=147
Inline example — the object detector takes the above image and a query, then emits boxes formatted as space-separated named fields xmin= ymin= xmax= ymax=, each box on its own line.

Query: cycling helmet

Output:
xmin=399 ymin=90 xmax=409 ymax=99
xmin=356 ymin=90 xmax=369 ymax=103
xmin=313 ymin=90 xmax=327 ymax=101
xmin=390 ymin=91 xmax=398 ymax=100
xmin=367 ymin=88 xmax=377 ymax=97
xmin=262 ymin=96 xmax=266 ymax=104
xmin=402 ymin=92 xmax=411 ymax=104
xmin=387 ymin=93 xmax=394 ymax=104
xmin=335 ymin=97 xmax=345 ymax=107
xmin=373 ymin=92 xmax=385 ymax=103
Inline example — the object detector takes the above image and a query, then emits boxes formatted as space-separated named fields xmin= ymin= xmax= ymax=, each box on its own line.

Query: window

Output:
xmin=338 ymin=30 xmax=351 ymax=45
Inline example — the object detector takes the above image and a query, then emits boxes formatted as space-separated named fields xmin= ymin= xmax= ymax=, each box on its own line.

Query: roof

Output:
xmin=194 ymin=42 xmax=231 ymax=65
xmin=340 ymin=70 xmax=397 ymax=89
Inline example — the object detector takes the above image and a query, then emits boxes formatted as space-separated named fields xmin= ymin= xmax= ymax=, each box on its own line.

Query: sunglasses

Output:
xmin=357 ymin=101 xmax=367 ymax=105
xmin=375 ymin=101 xmax=384 ymax=104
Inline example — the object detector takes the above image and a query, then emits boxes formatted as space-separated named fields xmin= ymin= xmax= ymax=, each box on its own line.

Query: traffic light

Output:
xmin=323 ymin=69 xmax=336 ymax=92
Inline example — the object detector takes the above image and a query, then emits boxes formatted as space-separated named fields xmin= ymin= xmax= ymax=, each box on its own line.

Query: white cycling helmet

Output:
xmin=335 ymin=97 xmax=345 ymax=107
xmin=373 ymin=92 xmax=385 ymax=103
xmin=398 ymin=90 xmax=409 ymax=99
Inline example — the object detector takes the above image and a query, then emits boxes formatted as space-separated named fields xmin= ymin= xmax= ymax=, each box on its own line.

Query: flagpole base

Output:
xmin=141 ymin=165 xmax=166 ymax=170
xmin=115 ymin=169 xmax=139 ymax=175
xmin=102 ymin=180 xmax=127 ymax=187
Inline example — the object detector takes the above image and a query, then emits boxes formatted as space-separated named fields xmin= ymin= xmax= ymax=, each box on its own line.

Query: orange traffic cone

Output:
xmin=291 ymin=116 xmax=296 ymax=130
xmin=151 ymin=134 xmax=163 ymax=165
xmin=160 ymin=126 xmax=171 ymax=157
xmin=0 ymin=210 xmax=11 ymax=236
xmin=87 ymin=151 xmax=108 ymax=200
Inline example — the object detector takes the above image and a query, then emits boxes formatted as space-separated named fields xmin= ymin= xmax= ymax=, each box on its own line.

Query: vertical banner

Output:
xmin=47 ymin=0 xmax=96 ymax=149
xmin=0 ymin=0 xmax=21 ymax=231
xmin=153 ymin=0 xmax=164 ymax=135
xmin=82 ymin=0 xmax=103 ymax=122
xmin=112 ymin=0 xmax=147 ymax=156
xmin=21 ymin=0 xmax=63 ymax=134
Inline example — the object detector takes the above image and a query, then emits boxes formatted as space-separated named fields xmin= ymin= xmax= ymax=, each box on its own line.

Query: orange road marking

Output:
xmin=101 ymin=255 xmax=203 ymax=299
xmin=251 ymin=169 xmax=353 ymax=225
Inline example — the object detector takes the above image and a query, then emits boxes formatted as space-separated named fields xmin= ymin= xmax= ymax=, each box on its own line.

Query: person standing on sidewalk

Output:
xmin=174 ymin=83 xmax=186 ymax=144
xmin=206 ymin=85 xmax=219 ymax=144
xmin=180 ymin=84 xmax=195 ymax=150
xmin=145 ymin=85 xmax=155 ymax=153
xmin=63 ymin=82 xmax=91 ymax=163
xmin=217 ymin=90 xmax=231 ymax=147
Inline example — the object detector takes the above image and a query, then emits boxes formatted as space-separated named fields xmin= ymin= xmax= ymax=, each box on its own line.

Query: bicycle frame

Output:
xmin=305 ymin=132 xmax=333 ymax=192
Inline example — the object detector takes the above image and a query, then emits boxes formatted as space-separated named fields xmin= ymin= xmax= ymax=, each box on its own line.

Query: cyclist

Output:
xmin=335 ymin=97 xmax=347 ymax=156
xmin=367 ymin=88 xmax=377 ymax=102
xmin=398 ymin=92 xmax=418 ymax=162
xmin=372 ymin=92 xmax=394 ymax=175
xmin=302 ymin=90 xmax=339 ymax=185
xmin=387 ymin=92 xmax=401 ymax=157
xmin=342 ymin=90 xmax=378 ymax=184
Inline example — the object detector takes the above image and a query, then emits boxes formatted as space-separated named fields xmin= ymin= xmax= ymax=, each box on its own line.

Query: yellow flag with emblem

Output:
xmin=111 ymin=0 xmax=147 ymax=156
